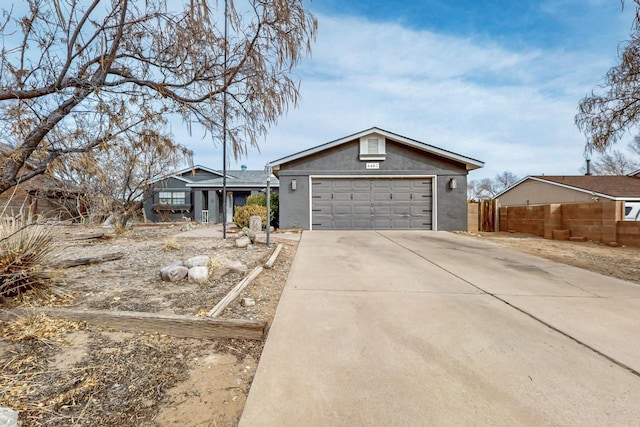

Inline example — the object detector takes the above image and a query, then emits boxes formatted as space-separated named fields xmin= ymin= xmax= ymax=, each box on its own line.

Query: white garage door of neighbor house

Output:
xmin=311 ymin=177 xmax=433 ymax=230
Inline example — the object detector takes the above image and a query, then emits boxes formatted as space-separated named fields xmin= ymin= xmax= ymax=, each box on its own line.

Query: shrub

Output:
xmin=270 ymin=192 xmax=279 ymax=229
xmin=246 ymin=194 xmax=266 ymax=206
xmin=233 ymin=205 xmax=267 ymax=228
xmin=0 ymin=221 xmax=61 ymax=298
xmin=244 ymin=193 xmax=279 ymax=228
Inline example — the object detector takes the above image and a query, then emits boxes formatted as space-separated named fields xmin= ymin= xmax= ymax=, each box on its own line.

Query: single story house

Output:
xmin=144 ymin=165 xmax=279 ymax=223
xmin=268 ymin=127 xmax=484 ymax=230
xmin=495 ymin=175 xmax=640 ymax=207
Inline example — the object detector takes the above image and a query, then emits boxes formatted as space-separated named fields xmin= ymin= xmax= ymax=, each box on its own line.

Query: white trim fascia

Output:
xmin=493 ymin=175 xmax=635 ymax=201
xmin=308 ymin=174 xmax=438 ymax=231
xmin=185 ymin=182 xmax=280 ymax=188
xmin=432 ymin=175 xmax=438 ymax=231
xmin=148 ymin=164 xmax=225 ymax=184
xmin=492 ymin=176 xmax=530 ymax=199
xmin=269 ymin=127 xmax=484 ymax=171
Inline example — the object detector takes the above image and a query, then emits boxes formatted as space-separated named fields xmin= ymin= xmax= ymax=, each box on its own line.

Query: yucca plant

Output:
xmin=0 ymin=220 xmax=60 ymax=298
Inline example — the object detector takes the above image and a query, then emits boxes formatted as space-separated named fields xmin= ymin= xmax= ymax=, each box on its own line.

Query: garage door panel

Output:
xmin=332 ymin=205 xmax=353 ymax=215
xmin=372 ymin=218 xmax=392 ymax=228
xmin=311 ymin=178 xmax=433 ymax=230
xmin=353 ymin=204 xmax=371 ymax=215
xmin=372 ymin=204 xmax=392 ymax=215
xmin=353 ymin=193 xmax=370 ymax=202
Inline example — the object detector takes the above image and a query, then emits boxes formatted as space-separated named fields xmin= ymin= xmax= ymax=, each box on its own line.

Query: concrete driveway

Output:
xmin=239 ymin=231 xmax=640 ymax=426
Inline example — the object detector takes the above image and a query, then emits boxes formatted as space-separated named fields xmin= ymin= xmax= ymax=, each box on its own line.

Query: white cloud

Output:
xmin=186 ymin=11 xmax=628 ymax=181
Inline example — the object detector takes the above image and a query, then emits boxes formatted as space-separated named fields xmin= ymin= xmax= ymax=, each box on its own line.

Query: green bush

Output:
xmin=233 ymin=204 xmax=267 ymax=228
xmin=244 ymin=192 xmax=279 ymax=228
xmin=270 ymin=192 xmax=279 ymax=228
xmin=246 ymin=194 xmax=267 ymax=206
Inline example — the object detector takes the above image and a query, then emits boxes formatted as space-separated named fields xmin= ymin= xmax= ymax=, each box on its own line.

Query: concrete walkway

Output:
xmin=239 ymin=231 xmax=640 ymax=426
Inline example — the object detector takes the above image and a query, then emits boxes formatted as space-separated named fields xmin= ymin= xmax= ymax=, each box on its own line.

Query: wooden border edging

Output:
xmin=0 ymin=307 xmax=265 ymax=340
xmin=264 ymin=243 xmax=283 ymax=269
xmin=207 ymin=266 xmax=264 ymax=318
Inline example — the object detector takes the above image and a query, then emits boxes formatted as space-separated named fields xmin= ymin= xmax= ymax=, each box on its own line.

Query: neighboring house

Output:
xmin=0 ymin=156 xmax=83 ymax=221
xmin=144 ymin=165 xmax=279 ymax=223
xmin=268 ymin=127 xmax=484 ymax=230
xmin=495 ymin=175 xmax=640 ymax=207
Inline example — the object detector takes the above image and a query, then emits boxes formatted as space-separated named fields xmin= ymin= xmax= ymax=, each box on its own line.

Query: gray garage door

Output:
xmin=311 ymin=178 xmax=433 ymax=230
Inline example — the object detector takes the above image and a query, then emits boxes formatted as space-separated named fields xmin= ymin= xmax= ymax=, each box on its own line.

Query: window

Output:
xmin=158 ymin=191 xmax=187 ymax=206
xmin=359 ymin=135 xmax=386 ymax=160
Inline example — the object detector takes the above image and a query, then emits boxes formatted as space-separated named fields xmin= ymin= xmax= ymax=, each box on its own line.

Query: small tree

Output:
xmin=468 ymin=172 xmax=520 ymax=200
xmin=55 ymin=128 xmax=192 ymax=227
xmin=244 ymin=192 xmax=279 ymax=227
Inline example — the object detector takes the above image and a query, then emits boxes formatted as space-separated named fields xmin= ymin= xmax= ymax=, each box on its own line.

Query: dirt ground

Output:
xmin=0 ymin=223 xmax=298 ymax=426
xmin=1 ymin=226 xmax=638 ymax=426
xmin=470 ymin=231 xmax=640 ymax=285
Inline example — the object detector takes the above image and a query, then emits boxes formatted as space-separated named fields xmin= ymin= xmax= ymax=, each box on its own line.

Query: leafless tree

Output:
xmin=55 ymin=128 xmax=192 ymax=226
xmin=586 ymin=149 xmax=639 ymax=175
xmin=468 ymin=172 xmax=520 ymax=200
xmin=0 ymin=0 xmax=317 ymax=193
xmin=576 ymin=0 xmax=640 ymax=153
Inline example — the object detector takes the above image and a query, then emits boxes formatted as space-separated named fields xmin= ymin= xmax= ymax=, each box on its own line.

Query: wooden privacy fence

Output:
xmin=467 ymin=200 xmax=497 ymax=232
xmin=479 ymin=200 xmax=497 ymax=232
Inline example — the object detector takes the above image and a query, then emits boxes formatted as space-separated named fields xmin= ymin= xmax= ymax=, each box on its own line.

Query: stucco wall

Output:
xmin=498 ymin=180 xmax=597 ymax=206
xmin=276 ymin=139 xmax=469 ymax=230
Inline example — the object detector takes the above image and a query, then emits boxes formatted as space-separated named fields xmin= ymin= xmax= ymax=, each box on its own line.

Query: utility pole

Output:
xmin=221 ymin=0 xmax=229 ymax=239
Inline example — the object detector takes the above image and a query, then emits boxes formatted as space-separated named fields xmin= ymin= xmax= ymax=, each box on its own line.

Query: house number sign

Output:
xmin=365 ymin=162 xmax=380 ymax=169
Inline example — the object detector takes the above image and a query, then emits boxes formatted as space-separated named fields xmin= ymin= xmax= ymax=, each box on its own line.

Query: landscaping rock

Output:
xmin=160 ymin=265 xmax=189 ymax=282
xmin=249 ymin=215 xmax=262 ymax=233
xmin=211 ymin=267 xmax=233 ymax=280
xmin=185 ymin=255 xmax=210 ymax=268
xmin=188 ymin=266 xmax=209 ymax=283
xmin=241 ymin=298 xmax=256 ymax=307
xmin=242 ymin=227 xmax=256 ymax=243
xmin=0 ymin=407 xmax=19 ymax=427
xmin=235 ymin=236 xmax=251 ymax=248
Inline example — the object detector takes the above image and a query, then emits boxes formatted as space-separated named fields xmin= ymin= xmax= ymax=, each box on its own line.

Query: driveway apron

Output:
xmin=239 ymin=231 xmax=640 ymax=426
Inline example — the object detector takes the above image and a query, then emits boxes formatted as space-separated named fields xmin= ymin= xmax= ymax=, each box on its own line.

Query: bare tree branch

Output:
xmin=0 ymin=0 xmax=317 ymax=193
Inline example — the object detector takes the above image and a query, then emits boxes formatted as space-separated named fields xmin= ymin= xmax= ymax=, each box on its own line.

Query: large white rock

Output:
xmin=0 ymin=407 xmax=19 ymax=427
xmin=188 ymin=266 xmax=209 ymax=283
xmin=185 ymin=255 xmax=210 ymax=268
xmin=160 ymin=265 xmax=188 ymax=282
xmin=235 ymin=236 xmax=251 ymax=248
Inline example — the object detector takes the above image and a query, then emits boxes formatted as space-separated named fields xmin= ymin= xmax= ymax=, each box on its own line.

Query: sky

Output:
xmin=172 ymin=1 xmax=635 ymax=180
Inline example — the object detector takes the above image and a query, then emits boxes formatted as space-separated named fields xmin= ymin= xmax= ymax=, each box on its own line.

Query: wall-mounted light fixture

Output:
xmin=449 ymin=178 xmax=457 ymax=190
xmin=291 ymin=179 xmax=297 ymax=191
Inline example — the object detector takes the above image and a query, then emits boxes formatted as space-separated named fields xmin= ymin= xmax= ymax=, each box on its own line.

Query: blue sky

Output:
xmin=180 ymin=1 xmax=635 ymax=180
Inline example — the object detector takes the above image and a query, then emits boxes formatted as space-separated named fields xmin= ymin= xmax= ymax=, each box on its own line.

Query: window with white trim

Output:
xmin=359 ymin=135 xmax=386 ymax=160
xmin=158 ymin=191 xmax=187 ymax=206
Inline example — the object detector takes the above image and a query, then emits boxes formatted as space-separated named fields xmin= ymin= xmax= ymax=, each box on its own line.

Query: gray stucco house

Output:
xmin=269 ymin=127 xmax=483 ymax=230
xmin=144 ymin=165 xmax=278 ymax=223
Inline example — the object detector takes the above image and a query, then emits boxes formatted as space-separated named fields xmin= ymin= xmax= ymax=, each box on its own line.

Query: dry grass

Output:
xmin=0 ymin=313 xmax=200 ymax=426
xmin=163 ymin=236 xmax=180 ymax=251
xmin=0 ymin=221 xmax=61 ymax=298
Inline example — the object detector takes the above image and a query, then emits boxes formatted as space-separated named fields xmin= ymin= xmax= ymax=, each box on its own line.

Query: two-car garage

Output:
xmin=310 ymin=177 xmax=434 ymax=230
xmin=269 ymin=127 xmax=484 ymax=231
